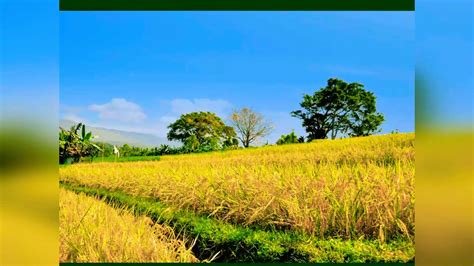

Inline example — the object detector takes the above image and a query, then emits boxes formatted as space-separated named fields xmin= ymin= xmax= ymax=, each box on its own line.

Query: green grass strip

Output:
xmin=60 ymin=182 xmax=414 ymax=263
xmin=85 ymin=155 xmax=161 ymax=163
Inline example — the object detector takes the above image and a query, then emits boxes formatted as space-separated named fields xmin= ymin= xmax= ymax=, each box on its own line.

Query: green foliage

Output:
xmin=87 ymin=142 xmax=162 ymax=158
xmin=156 ymin=144 xmax=172 ymax=155
xmin=184 ymin=135 xmax=201 ymax=152
xmin=167 ymin=112 xmax=237 ymax=152
xmin=61 ymin=182 xmax=414 ymax=263
xmin=222 ymin=137 xmax=239 ymax=150
xmin=113 ymin=144 xmax=163 ymax=157
xmin=276 ymin=131 xmax=303 ymax=145
xmin=86 ymin=141 xmax=239 ymax=159
xmin=222 ymin=125 xmax=240 ymax=149
xmin=59 ymin=123 xmax=102 ymax=164
xmin=117 ymin=143 xmax=163 ymax=157
xmin=151 ymin=144 xmax=187 ymax=156
xmin=119 ymin=144 xmax=132 ymax=156
xmin=93 ymin=142 xmax=115 ymax=157
xmin=95 ymin=142 xmax=230 ymax=158
xmin=84 ymin=156 xmax=161 ymax=163
xmin=291 ymin=78 xmax=385 ymax=141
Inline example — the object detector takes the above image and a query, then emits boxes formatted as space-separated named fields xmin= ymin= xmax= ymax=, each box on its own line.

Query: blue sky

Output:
xmin=60 ymin=11 xmax=415 ymax=143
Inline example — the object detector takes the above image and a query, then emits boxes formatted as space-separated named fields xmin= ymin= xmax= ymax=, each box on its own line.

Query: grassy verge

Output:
xmin=61 ymin=182 xmax=414 ymax=263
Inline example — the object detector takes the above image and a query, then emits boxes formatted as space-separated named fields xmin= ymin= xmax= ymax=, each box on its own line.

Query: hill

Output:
xmin=59 ymin=119 xmax=176 ymax=147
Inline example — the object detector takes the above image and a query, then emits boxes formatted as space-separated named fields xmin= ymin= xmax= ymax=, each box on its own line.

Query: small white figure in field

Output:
xmin=113 ymin=145 xmax=120 ymax=158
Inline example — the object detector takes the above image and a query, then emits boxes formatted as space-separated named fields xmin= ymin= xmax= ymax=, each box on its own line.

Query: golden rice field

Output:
xmin=59 ymin=189 xmax=197 ymax=262
xmin=60 ymin=133 xmax=415 ymax=242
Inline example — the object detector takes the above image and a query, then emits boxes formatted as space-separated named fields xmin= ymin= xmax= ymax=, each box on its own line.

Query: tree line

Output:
xmin=59 ymin=78 xmax=385 ymax=163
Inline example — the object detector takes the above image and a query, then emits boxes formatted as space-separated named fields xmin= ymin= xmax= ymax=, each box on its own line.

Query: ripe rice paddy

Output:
xmin=60 ymin=133 xmax=415 ymax=262
xmin=59 ymin=189 xmax=197 ymax=262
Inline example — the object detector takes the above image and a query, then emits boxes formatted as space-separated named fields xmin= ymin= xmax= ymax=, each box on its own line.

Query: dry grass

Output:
xmin=60 ymin=133 xmax=415 ymax=242
xmin=59 ymin=189 xmax=197 ymax=262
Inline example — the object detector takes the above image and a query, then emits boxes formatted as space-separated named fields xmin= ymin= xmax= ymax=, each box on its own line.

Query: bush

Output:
xmin=276 ymin=131 xmax=304 ymax=145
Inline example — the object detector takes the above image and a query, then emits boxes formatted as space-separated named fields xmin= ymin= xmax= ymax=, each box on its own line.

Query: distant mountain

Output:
xmin=59 ymin=119 xmax=177 ymax=147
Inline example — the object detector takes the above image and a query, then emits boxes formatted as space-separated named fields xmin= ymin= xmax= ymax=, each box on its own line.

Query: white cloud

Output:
xmin=170 ymin=98 xmax=232 ymax=117
xmin=89 ymin=98 xmax=146 ymax=122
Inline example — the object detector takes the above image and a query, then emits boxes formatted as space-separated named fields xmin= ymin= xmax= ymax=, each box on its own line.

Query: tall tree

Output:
xmin=230 ymin=108 xmax=273 ymax=148
xmin=167 ymin=112 xmax=237 ymax=150
xmin=291 ymin=78 xmax=384 ymax=141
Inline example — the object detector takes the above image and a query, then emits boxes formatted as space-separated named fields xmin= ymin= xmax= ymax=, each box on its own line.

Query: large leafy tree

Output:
xmin=167 ymin=112 xmax=237 ymax=151
xmin=291 ymin=78 xmax=384 ymax=140
xmin=230 ymin=108 xmax=273 ymax=148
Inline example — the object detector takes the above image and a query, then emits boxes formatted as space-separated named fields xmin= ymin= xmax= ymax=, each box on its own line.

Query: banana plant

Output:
xmin=79 ymin=123 xmax=102 ymax=151
xmin=59 ymin=123 xmax=102 ymax=164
